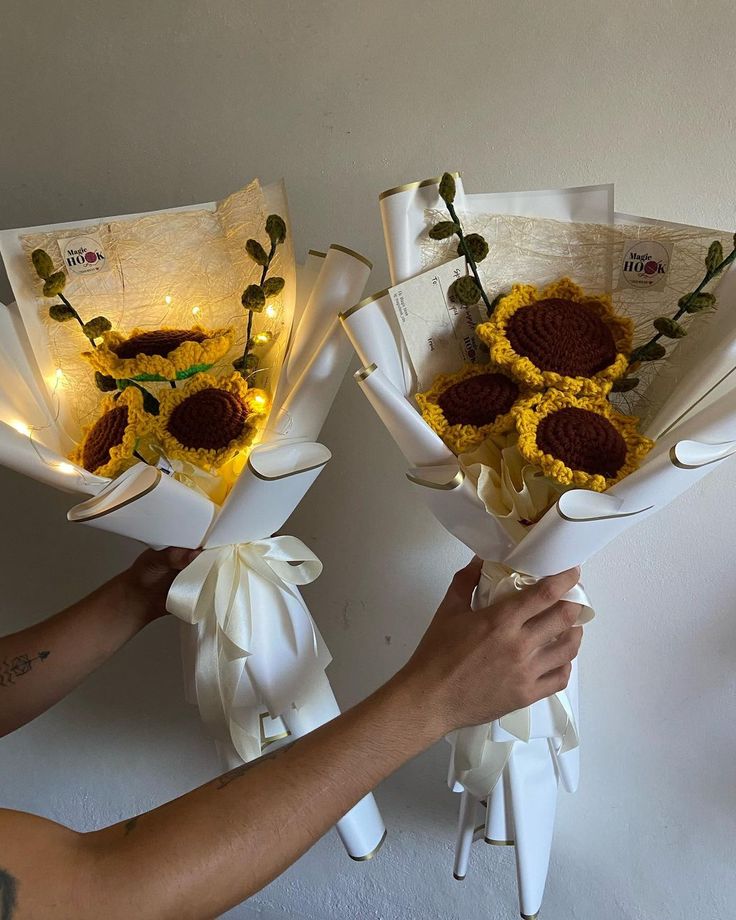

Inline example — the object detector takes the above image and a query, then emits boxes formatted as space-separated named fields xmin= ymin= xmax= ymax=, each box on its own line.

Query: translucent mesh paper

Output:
xmin=422 ymin=211 xmax=733 ymax=424
xmin=18 ymin=180 xmax=294 ymax=440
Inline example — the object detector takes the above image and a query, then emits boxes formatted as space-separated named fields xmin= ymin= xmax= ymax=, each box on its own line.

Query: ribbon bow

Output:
xmin=450 ymin=561 xmax=594 ymax=799
xmin=167 ymin=535 xmax=324 ymax=763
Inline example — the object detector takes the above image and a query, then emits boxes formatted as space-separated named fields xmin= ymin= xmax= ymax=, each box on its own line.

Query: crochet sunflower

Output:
xmin=416 ymin=362 xmax=521 ymax=454
xmin=476 ymin=278 xmax=633 ymax=396
xmin=156 ymin=372 xmax=269 ymax=471
xmin=85 ymin=325 xmax=233 ymax=382
xmin=514 ymin=389 xmax=653 ymax=492
xmin=71 ymin=386 xmax=151 ymax=477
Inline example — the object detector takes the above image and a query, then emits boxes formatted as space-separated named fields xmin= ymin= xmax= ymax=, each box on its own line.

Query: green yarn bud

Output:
xmin=242 ymin=284 xmax=266 ymax=312
xmin=42 ymin=271 xmax=66 ymax=297
xmin=428 ymin=221 xmax=460 ymax=240
xmin=459 ymin=233 xmax=489 ymax=263
xmin=232 ymin=356 xmax=245 ymax=371
xmin=612 ymin=377 xmax=640 ymax=392
xmin=48 ymin=303 xmax=76 ymax=322
xmin=95 ymin=372 xmax=117 ymax=392
xmin=653 ymin=316 xmax=687 ymax=338
xmin=679 ymin=291 xmax=716 ymax=313
xmin=262 ymin=276 xmax=285 ymax=297
xmin=31 ymin=248 xmax=54 ymax=280
xmin=82 ymin=316 xmax=112 ymax=340
xmin=449 ymin=276 xmax=481 ymax=306
xmin=246 ymin=239 xmax=269 ymax=266
xmin=438 ymin=172 xmax=456 ymax=204
xmin=265 ymin=214 xmax=287 ymax=245
xmin=705 ymin=240 xmax=724 ymax=274
xmin=638 ymin=342 xmax=667 ymax=361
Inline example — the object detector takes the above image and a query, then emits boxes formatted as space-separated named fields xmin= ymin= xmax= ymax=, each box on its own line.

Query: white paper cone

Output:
xmin=508 ymin=741 xmax=559 ymax=920
xmin=453 ymin=790 xmax=481 ymax=880
xmin=204 ymin=440 xmax=331 ymax=547
xmin=355 ymin=364 xmax=455 ymax=467
xmin=68 ymin=463 xmax=217 ymax=547
xmin=340 ymin=289 xmax=412 ymax=395
xmin=484 ymin=771 xmax=515 ymax=845
xmin=294 ymin=249 xmax=327 ymax=329
xmin=281 ymin=243 xmax=372 ymax=394
xmin=463 ymin=183 xmax=614 ymax=224
xmin=405 ymin=464 xmax=514 ymax=560
xmin=0 ymin=419 xmax=102 ymax=496
xmin=279 ymin=670 xmax=387 ymax=861
xmin=553 ymin=658 xmax=580 ymax=794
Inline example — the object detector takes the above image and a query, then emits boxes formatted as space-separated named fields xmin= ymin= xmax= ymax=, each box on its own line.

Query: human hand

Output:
xmin=118 ymin=546 xmax=201 ymax=627
xmin=399 ymin=558 xmax=583 ymax=739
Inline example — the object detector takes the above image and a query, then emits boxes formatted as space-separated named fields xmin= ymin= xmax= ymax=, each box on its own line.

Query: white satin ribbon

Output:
xmin=450 ymin=561 xmax=593 ymax=799
xmin=166 ymin=536 xmax=323 ymax=762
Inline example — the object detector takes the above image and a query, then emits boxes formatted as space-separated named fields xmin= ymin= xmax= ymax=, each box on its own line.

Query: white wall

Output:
xmin=2 ymin=3 xmax=735 ymax=918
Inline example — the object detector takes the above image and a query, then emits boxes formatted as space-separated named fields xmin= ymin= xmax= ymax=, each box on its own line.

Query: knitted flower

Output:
xmin=416 ymin=362 xmax=522 ymax=454
xmin=70 ymin=387 xmax=152 ymax=477
xmin=476 ymin=278 xmax=633 ymax=396
xmin=156 ymin=372 xmax=269 ymax=471
xmin=85 ymin=325 xmax=233 ymax=382
xmin=514 ymin=390 xmax=653 ymax=492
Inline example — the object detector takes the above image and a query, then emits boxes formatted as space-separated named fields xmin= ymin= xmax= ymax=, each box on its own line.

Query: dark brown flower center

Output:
xmin=438 ymin=373 xmax=519 ymax=427
xmin=82 ymin=406 xmax=129 ymax=472
xmin=536 ymin=406 xmax=627 ymax=478
xmin=506 ymin=298 xmax=617 ymax=377
xmin=112 ymin=329 xmax=206 ymax=359
xmin=167 ymin=387 xmax=248 ymax=451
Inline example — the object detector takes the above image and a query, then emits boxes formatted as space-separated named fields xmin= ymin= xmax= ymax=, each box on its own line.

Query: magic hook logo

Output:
xmin=57 ymin=232 xmax=108 ymax=275
xmin=619 ymin=238 xmax=672 ymax=291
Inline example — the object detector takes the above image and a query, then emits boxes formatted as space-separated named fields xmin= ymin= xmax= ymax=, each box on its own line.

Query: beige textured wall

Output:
xmin=2 ymin=3 xmax=736 ymax=919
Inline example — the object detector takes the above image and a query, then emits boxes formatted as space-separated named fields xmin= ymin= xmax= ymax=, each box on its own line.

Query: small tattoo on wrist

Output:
xmin=0 ymin=651 xmax=50 ymax=688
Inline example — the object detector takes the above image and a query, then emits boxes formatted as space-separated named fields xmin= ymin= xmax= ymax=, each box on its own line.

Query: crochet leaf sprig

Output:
xmin=616 ymin=236 xmax=736 ymax=391
xmin=31 ymin=249 xmax=111 ymax=349
xmin=431 ymin=173 xmax=493 ymax=317
xmin=234 ymin=214 xmax=287 ymax=377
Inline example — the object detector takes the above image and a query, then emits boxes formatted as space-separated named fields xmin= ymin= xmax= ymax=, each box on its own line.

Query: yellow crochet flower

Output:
xmin=70 ymin=386 xmax=152 ymax=477
xmin=85 ymin=325 xmax=233 ymax=382
xmin=476 ymin=278 xmax=633 ymax=396
xmin=156 ymin=372 xmax=269 ymax=471
xmin=514 ymin=389 xmax=653 ymax=492
xmin=416 ymin=362 xmax=522 ymax=455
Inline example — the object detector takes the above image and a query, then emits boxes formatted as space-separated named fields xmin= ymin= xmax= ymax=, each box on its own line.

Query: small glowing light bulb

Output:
xmin=192 ymin=305 xmax=201 ymax=317
xmin=252 ymin=393 xmax=267 ymax=409
xmin=55 ymin=462 xmax=76 ymax=475
xmin=11 ymin=420 xmax=31 ymax=436
xmin=265 ymin=305 xmax=277 ymax=318
xmin=164 ymin=295 xmax=172 ymax=305
xmin=55 ymin=367 xmax=64 ymax=380
xmin=254 ymin=331 xmax=272 ymax=345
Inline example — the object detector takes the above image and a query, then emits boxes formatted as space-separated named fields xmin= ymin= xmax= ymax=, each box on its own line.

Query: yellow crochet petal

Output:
xmin=70 ymin=386 xmax=153 ymax=478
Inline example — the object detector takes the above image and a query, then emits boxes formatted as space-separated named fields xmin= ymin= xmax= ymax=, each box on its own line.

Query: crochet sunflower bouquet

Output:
xmin=341 ymin=172 xmax=736 ymax=915
xmin=0 ymin=179 xmax=385 ymax=861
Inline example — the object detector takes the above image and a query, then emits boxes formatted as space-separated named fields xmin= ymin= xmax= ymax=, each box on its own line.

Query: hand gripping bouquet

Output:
xmin=341 ymin=172 xmax=736 ymax=914
xmin=0 ymin=179 xmax=385 ymax=860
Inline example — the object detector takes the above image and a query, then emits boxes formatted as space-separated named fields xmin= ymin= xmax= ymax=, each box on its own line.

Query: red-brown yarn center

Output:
xmin=112 ymin=329 xmax=206 ymax=359
xmin=82 ymin=406 xmax=128 ymax=472
xmin=506 ymin=298 xmax=617 ymax=377
xmin=437 ymin=373 xmax=519 ymax=427
xmin=536 ymin=407 xmax=627 ymax=478
xmin=167 ymin=388 xmax=248 ymax=451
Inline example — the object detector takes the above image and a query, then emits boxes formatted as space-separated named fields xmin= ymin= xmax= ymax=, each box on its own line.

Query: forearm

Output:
xmin=0 ymin=574 xmax=148 ymax=737
xmin=4 ymin=670 xmax=436 ymax=920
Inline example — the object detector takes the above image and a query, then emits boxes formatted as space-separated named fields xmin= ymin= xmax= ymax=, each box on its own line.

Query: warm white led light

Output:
xmin=55 ymin=462 xmax=76 ymax=475
xmin=10 ymin=420 xmax=31 ymax=436
xmin=164 ymin=295 xmax=172 ymax=305
xmin=192 ymin=305 xmax=201 ymax=317
xmin=265 ymin=305 xmax=277 ymax=318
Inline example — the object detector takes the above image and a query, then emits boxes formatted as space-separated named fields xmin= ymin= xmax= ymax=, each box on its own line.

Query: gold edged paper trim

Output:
xmin=69 ymin=467 xmax=162 ymax=521
xmin=247 ymin=455 xmax=329 ymax=482
xmin=378 ymin=171 xmax=461 ymax=201
xmin=348 ymin=828 xmax=387 ymax=862
xmin=354 ymin=363 xmax=377 ymax=382
xmin=339 ymin=289 xmax=390 ymax=322
xmin=329 ymin=243 xmax=373 ymax=270
xmin=484 ymin=838 xmax=515 ymax=846
xmin=453 ymin=873 xmax=466 ymax=882
xmin=307 ymin=249 xmax=327 ymax=259
xmin=259 ymin=712 xmax=290 ymax=751
xmin=520 ymin=913 xmax=539 ymax=920
xmin=556 ymin=502 xmax=653 ymax=523
xmin=405 ymin=469 xmax=465 ymax=491
xmin=668 ymin=443 xmax=736 ymax=470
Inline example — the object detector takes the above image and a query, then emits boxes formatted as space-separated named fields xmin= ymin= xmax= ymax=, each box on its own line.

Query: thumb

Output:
xmin=441 ymin=556 xmax=483 ymax=615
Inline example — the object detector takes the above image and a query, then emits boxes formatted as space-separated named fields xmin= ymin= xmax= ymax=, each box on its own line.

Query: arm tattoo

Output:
xmin=0 ymin=868 xmax=18 ymax=920
xmin=216 ymin=740 xmax=298 ymax=789
xmin=0 ymin=651 xmax=50 ymax=688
